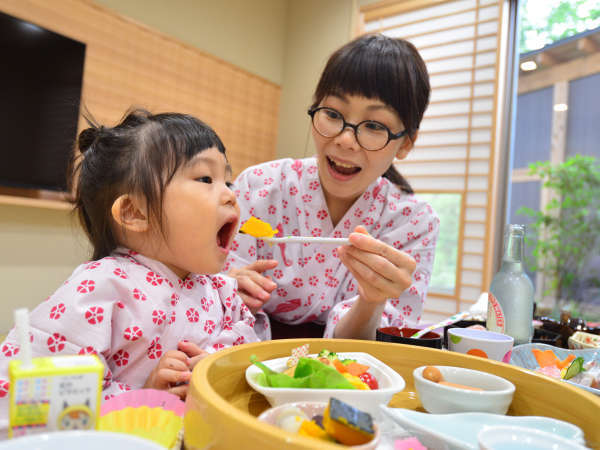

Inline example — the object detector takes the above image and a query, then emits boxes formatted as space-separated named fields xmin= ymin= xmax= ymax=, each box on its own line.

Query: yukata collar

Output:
xmin=112 ymin=247 xmax=188 ymax=288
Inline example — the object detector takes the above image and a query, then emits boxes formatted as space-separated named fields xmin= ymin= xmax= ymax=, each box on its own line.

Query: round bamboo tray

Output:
xmin=183 ymin=339 xmax=600 ymax=449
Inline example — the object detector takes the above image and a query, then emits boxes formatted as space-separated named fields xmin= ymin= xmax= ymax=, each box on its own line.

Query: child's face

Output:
xmin=312 ymin=94 xmax=412 ymax=206
xmin=155 ymin=147 xmax=239 ymax=278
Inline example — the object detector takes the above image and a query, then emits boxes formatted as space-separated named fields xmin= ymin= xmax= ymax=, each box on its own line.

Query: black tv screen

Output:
xmin=0 ymin=11 xmax=85 ymax=192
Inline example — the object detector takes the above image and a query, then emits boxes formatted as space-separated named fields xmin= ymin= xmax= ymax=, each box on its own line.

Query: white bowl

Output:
xmin=257 ymin=401 xmax=380 ymax=450
xmin=0 ymin=431 xmax=163 ymax=449
xmin=413 ymin=365 xmax=515 ymax=414
xmin=245 ymin=352 xmax=405 ymax=416
xmin=478 ymin=425 xmax=589 ymax=450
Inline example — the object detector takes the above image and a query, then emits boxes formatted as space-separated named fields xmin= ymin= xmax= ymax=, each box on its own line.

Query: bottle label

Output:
xmin=487 ymin=292 xmax=505 ymax=333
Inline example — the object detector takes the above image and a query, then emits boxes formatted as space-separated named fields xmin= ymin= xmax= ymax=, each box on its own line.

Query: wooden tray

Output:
xmin=183 ymin=339 xmax=600 ymax=449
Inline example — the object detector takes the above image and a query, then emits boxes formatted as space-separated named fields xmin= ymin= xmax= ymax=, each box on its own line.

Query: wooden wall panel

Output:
xmin=0 ymin=0 xmax=280 ymax=178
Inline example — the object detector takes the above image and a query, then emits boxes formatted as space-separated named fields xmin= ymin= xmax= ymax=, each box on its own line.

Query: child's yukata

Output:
xmin=0 ymin=248 xmax=259 ymax=427
xmin=226 ymin=157 xmax=440 ymax=339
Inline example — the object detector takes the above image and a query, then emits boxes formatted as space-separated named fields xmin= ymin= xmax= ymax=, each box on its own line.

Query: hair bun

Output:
xmin=78 ymin=126 xmax=103 ymax=153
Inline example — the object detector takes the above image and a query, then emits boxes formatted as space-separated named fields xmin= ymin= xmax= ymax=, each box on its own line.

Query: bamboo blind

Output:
xmin=361 ymin=0 xmax=505 ymax=319
xmin=0 ymin=0 xmax=280 ymax=179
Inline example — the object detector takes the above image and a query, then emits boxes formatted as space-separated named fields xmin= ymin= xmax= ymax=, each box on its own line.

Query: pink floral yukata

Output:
xmin=226 ymin=157 xmax=440 ymax=339
xmin=0 ymin=248 xmax=259 ymax=431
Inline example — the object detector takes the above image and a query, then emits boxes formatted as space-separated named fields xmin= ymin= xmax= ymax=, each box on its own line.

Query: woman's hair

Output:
xmin=311 ymin=33 xmax=431 ymax=194
xmin=70 ymin=109 xmax=226 ymax=260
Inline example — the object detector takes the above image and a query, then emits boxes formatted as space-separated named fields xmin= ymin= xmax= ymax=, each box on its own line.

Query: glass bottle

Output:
xmin=487 ymin=224 xmax=534 ymax=345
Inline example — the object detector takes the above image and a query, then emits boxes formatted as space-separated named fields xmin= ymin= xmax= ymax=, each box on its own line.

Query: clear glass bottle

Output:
xmin=487 ymin=224 xmax=534 ymax=345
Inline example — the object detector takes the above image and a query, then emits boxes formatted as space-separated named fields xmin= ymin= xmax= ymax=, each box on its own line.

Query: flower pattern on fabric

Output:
xmin=0 ymin=250 xmax=260 ymax=433
xmin=227 ymin=157 xmax=439 ymax=339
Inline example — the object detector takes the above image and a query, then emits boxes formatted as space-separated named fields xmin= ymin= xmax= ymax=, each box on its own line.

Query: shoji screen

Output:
xmin=361 ymin=0 xmax=508 ymax=320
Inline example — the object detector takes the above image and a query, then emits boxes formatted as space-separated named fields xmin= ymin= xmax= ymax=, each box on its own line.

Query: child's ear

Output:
xmin=111 ymin=194 xmax=149 ymax=232
xmin=395 ymin=131 xmax=418 ymax=160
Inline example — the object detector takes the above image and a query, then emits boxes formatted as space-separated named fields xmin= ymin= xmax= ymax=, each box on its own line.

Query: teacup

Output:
xmin=448 ymin=328 xmax=514 ymax=363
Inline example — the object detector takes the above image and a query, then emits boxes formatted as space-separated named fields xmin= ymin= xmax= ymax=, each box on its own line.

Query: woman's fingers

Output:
xmin=348 ymin=228 xmax=416 ymax=273
xmin=177 ymin=341 xmax=208 ymax=358
xmin=338 ymin=249 xmax=402 ymax=298
xmin=339 ymin=245 xmax=413 ymax=289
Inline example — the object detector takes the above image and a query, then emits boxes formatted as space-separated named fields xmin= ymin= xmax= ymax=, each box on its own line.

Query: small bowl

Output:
xmin=258 ymin=401 xmax=380 ymax=449
xmin=448 ymin=328 xmax=514 ymax=362
xmin=443 ymin=319 xmax=486 ymax=348
xmin=532 ymin=327 xmax=561 ymax=346
xmin=568 ymin=331 xmax=600 ymax=350
xmin=376 ymin=327 xmax=443 ymax=349
xmin=245 ymin=352 xmax=405 ymax=416
xmin=413 ymin=365 xmax=515 ymax=414
xmin=478 ymin=425 xmax=589 ymax=450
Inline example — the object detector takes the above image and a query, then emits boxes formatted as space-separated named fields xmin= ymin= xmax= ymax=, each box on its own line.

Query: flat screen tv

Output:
xmin=0 ymin=11 xmax=85 ymax=196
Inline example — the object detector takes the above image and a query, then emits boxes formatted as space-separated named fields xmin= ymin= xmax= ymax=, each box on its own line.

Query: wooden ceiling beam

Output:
xmin=577 ymin=37 xmax=600 ymax=55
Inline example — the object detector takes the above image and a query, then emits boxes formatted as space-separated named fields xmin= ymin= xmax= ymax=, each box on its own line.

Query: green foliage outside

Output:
xmin=517 ymin=156 xmax=600 ymax=321
xmin=520 ymin=0 xmax=600 ymax=54
xmin=419 ymin=193 xmax=461 ymax=294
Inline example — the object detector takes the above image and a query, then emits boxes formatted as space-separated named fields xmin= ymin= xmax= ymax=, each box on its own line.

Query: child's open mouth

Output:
xmin=217 ymin=218 xmax=237 ymax=251
xmin=327 ymin=156 xmax=361 ymax=176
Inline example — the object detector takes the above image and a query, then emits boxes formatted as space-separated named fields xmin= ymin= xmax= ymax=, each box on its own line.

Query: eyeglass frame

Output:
xmin=307 ymin=106 xmax=408 ymax=151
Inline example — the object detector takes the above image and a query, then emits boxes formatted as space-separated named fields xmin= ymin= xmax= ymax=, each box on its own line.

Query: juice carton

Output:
xmin=7 ymin=309 xmax=103 ymax=438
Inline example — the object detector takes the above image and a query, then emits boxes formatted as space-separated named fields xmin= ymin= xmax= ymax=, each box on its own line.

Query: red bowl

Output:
xmin=376 ymin=327 xmax=443 ymax=349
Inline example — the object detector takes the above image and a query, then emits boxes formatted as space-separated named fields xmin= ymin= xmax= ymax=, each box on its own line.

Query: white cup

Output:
xmin=448 ymin=328 xmax=514 ymax=363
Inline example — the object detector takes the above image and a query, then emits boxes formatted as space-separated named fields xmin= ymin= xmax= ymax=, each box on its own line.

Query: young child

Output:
xmin=227 ymin=33 xmax=440 ymax=340
xmin=0 ymin=110 xmax=259 ymax=423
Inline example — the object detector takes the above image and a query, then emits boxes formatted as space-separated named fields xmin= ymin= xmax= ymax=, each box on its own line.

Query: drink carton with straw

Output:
xmin=8 ymin=308 xmax=104 ymax=438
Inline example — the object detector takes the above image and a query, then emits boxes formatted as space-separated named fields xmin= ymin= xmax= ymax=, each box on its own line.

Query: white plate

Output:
xmin=510 ymin=343 xmax=600 ymax=395
xmin=380 ymin=406 xmax=585 ymax=450
xmin=0 ymin=431 xmax=163 ymax=449
xmin=478 ymin=425 xmax=589 ymax=450
xmin=245 ymin=352 xmax=405 ymax=416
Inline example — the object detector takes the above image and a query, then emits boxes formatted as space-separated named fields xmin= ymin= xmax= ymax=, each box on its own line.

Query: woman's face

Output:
xmin=312 ymin=94 xmax=413 ymax=208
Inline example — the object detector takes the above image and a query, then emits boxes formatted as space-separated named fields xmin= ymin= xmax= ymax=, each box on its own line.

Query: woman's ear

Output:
xmin=111 ymin=194 xmax=149 ymax=233
xmin=396 ymin=131 xmax=418 ymax=160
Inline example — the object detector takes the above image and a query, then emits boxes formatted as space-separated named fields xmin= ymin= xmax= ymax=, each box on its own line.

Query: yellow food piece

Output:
xmin=342 ymin=373 xmax=370 ymax=390
xmin=239 ymin=216 xmax=278 ymax=238
xmin=322 ymin=405 xmax=373 ymax=446
xmin=297 ymin=420 xmax=333 ymax=441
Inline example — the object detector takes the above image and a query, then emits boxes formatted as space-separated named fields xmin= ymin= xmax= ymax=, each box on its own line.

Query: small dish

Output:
xmin=443 ymin=320 xmax=486 ymax=349
xmin=569 ymin=331 xmax=600 ymax=350
xmin=379 ymin=407 xmax=585 ymax=450
xmin=478 ymin=425 xmax=589 ymax=450
xmin=245 ymin=352 xmax=405 ymax=415
xmin=413 ymin=365 xmax=515 ymax=414
xmin=376 ymin=327 xmax=443 ymax=349
xmin=510 ymin=343 xmax=600 ymax=395
xmin=258 ymin=401 xmax=380 ymax=449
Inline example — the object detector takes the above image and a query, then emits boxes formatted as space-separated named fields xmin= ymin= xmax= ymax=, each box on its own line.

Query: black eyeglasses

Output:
xmin=308 ymin=106 xmax=407 ymax=151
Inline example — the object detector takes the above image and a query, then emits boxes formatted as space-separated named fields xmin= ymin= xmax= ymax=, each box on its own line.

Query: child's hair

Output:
xmin=311 ymin=33 xmax=431 ymax=194
xmin=70 ymin=109 xmax=226 ymax=260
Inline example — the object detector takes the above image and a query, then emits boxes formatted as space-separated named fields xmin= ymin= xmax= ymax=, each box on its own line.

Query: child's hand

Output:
xmin=177 ymin=340 xmax=209 ymax=369
xmin=337 ymin=226 xmax=416 ymax=305
xmin=228 ymin=260 xmax=278 ymax=314
xmin=144 ymin=349 xmax=192 ymax=399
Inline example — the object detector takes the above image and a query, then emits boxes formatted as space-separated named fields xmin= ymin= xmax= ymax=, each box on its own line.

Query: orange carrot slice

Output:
xmin=345 ymin=362 xmax=370 ymax=377
xmin=557 ymin=354 xmax=576 ymax=369
xmin=333 ymin=359 xmax=348 ymax=373
xmin=532 ymin=348 xmax=560 ymax=368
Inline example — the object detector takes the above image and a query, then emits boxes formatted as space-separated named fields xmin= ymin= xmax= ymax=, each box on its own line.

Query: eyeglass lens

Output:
xmin=312 ymin=108 xmax=390 ymax=150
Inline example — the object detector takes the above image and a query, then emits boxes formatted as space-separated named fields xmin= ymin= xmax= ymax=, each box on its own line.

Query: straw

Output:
xmin=14 ymin=308 xmax=32 ymax=368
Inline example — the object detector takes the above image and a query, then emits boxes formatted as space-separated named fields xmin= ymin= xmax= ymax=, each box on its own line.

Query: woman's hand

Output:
xmin=337 ymin=226 xmax=416 ymax=305
xmin=228 ymin=260 xmax=278 ymax=314
xmin=143 ymin=341 xmax=208 ymax=399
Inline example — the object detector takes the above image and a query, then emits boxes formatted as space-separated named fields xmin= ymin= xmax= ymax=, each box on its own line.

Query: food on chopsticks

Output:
xmin=531 ymin=348 xmax=600 ymax=388
xmin=274 ymin=398 xmax=375 ymax=446
xmin=239 ymin=216 xmax=279 ymax=238
xmin=421 ymin=365 xmax=483 ymax=391
xmin=249 ymin=347 xmax=379 ymax=390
